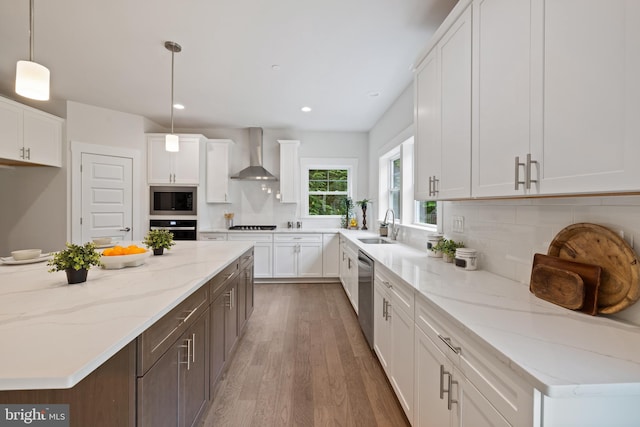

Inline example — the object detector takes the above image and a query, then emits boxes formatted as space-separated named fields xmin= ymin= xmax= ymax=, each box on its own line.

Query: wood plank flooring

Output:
xmin=200 ymin=282 xmax=410 ymax=427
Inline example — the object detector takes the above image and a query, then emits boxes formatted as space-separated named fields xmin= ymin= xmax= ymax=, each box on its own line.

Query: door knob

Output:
xmin=119 ymin=227 xmax=131 ymax=232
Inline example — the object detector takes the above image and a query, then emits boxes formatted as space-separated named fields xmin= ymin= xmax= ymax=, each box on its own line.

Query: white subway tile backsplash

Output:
xmin=424 ymin=195 xmax=640 ymax=324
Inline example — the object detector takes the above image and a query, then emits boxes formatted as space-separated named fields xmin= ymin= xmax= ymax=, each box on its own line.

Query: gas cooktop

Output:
xmin=228 ymin=225 xmax=277 ymax=230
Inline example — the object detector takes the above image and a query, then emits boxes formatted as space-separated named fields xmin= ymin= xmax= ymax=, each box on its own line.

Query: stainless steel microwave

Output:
xmin=150 ymin=186 xmax=197 ymax=215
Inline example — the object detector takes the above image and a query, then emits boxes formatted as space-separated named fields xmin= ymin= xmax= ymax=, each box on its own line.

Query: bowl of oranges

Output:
xmin=100 ymin=245 xmax=150 ymax=269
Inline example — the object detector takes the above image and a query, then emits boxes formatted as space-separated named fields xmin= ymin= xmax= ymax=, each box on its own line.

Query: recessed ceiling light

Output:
xmin=272 ymin=64 xmax=281 ymax=71
xmin=368 ymin=91 xmax=380 ymax=98
xmin=301 ymin=106 xmax=312 ymax=112
xmin=173 ymin=103 xmax=185 ymax=110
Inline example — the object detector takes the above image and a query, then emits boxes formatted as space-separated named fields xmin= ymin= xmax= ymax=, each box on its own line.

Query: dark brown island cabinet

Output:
xmin=0 ymin=247 xmax=255 ymax=427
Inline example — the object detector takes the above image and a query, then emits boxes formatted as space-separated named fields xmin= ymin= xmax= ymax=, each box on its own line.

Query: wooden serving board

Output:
xmin=530 ymin=264 xmax=584 ymax=309
xmin=532 ymin=253 xmax=601 ymax=315
xmin=548 ymin=223 xmax=640 ymax=314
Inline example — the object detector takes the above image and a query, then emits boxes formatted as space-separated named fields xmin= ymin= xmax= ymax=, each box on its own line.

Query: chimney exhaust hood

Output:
xmin=230 ymin=127 xmax=278 ymax=181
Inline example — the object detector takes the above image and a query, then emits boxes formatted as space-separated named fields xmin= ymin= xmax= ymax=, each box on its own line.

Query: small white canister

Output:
xmin=427 ymin=234 xmax=444 ymax=258
xmin=454 ymin=248 xmax=478 ymax=271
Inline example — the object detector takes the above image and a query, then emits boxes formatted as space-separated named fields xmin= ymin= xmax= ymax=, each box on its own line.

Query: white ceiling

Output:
xmin=0 ymin=0 xmax=457 ymax=132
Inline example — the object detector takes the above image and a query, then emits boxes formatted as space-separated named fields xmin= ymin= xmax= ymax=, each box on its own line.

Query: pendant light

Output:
xmin=15 ymin=0 xmax=50 ymax=101
xmin=165 ymin=41 xmax=181 ymax=152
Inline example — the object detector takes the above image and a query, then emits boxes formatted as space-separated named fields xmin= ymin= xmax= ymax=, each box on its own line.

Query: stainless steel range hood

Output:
xmin=230 ymin=127 xmax=278 ymax=181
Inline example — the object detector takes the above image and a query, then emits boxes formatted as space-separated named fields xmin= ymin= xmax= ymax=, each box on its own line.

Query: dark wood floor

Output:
xmin=200 ymin=282 xmax=410 ymax=427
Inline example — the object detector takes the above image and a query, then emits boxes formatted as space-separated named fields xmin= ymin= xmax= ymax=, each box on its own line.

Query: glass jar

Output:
xmin=427 ymin=234 xmax=444 ymax=258
xmin=454 ymin=248 xmax=478 ymax=271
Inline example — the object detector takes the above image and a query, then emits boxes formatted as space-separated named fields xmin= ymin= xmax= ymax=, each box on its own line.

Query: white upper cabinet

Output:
xmin=278 ymin=140 xmax=300 ymax=203
xmin=147 ymin=134 xmax=204 ymax=185
xmin=472 ymin=0 xmax=534 ymax=197
xmin=206 ymin=139 xmax=233 ymax=203
xmin=534 ymin=0 xmax=640 ymax=194
xmin=414 ymin=3 xmax=471 ymax=201
xmin=0 ymin=96 xmax=63 ymax=167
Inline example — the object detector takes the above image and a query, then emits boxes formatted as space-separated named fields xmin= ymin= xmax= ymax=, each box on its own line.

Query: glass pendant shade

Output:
xmin=16 ymin=60 xmax=50 ymax=100
xmin=165 ymin=134 xmax=179 ymax=152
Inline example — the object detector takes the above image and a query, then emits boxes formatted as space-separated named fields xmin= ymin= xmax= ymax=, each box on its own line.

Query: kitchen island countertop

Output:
xmin=0 ymin=240 xmax=252 ymax=391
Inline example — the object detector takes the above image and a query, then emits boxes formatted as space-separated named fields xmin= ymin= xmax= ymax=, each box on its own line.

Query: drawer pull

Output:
xmin=191 ymin=333 xmax=196 ymax=363
xmin=440 ymin=365 xmax=458 ymax=410
xmin=179 ymin=306 xmax=199 ymax=324
xmin=438 ymin=334 xmax=461 ymax=354
xmin=180 ymin=338 xmax=192 ymax=370
xmin=383 ymin=280 xmax=392 ymax=289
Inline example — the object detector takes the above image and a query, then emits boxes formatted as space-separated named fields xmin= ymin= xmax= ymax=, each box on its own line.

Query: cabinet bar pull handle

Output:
xmin=382 ymin=298 xmax=387 ymax=319
xmin=428 ymin=176 xmax=433 ymax=197
xmin=383 ymin=280 xmax=392 ymax=289
xmin=433 ymin=176 xmax=439 ymax=196
xmin=191 ymin=333 xmax=196 ymax=363
xmin=514 ymin=156 xmax=525 ymax=190
xmin=447 ymin=375 xmax=458 ymax=410
xmin=439 ymin=365 xmax=446 ymax=399
xmin=19 ymin=147 xmax=24 ymax=159
xmin=179 ymin=307 xmax=198 ymax=324
xmin=438 ymin=334 xmax=461 ymax=354
xmin=526 ymin=153 xmax=538 ymax=189
xmin=385 ymin=302 xmax=391 ymax=320
xmin=25 ymin=148 xmax=31 ymax=159
xmin=180 ymin=339 xmax=192 ymax=370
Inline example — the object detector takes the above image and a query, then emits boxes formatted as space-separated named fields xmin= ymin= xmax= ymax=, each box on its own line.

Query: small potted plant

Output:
xmin=143 ymin=229 xmax=176 ymax=255
xmin=48 ymin=242 xmax=103 ymax=284
xmin=433 ymin=238 xmax=464 ymax=263
xmin=356 ymin=199 xmax=371 ymax=230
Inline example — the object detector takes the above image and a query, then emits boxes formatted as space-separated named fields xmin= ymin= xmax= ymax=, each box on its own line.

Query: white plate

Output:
xmin=95 ymin=241 xmax=119 ymax=249
xmin=100 ymin=251 xmax=151 ymax=269
xmin=0 ymin=253 xmax=52 ymax=265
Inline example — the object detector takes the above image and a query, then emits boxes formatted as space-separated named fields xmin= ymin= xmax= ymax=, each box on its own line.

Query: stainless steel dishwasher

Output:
xmin=357 ymin=250 xmax=374 ymax=349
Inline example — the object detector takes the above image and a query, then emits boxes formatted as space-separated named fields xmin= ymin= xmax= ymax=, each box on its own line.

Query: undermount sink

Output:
xmin=358 ymin=237 xmax=396 ymax=244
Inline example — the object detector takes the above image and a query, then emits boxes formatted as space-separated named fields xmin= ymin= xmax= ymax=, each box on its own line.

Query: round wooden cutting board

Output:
xmin=548 ymin=223 xmax=640 ymax=314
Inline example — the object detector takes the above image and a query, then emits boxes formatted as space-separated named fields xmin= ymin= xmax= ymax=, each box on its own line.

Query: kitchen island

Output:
xmin=0 ymin=240 xmax=253 ymax=426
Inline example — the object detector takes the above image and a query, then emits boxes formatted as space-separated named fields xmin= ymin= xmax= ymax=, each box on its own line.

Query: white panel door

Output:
xmin=0 ymin=99 xmax=23 ymax=162
xmin=322 ymin=233 xmax=339 ymax=277
xmin=536 ymin=0 xmax=640 ymax=194
xmin=438 ymin=5 xmax=472 ymax=199
xmin=273 ymin=242 xmax=297 ymax=277
xmin=253 ymin=243 xmax=273 ymax=278
xmin=472 ymin=0 xmax=533 ymax=197
xmin=297 ymin=242 xmax=323 ymax=278
xmin=173 ymin=137 xmax=200 ymax=185
xmin=23 ymin=109 xmax=62 ymax=167
xmin=390 ymin=302 xmax=415 ymax=421
xmin=206 ymin=141 xmax=230 ymax=203
xmin=453 ymin=369 xmax=511 ymax=427
xmin=81 ymin=153 xmax=133 ymax=243
xmin=373 ymin=280 xmax=391 ymax=374
xmin=414 ymin=327 xmax=451 ymax=427
xmin=414 ymin=49 xmax=440 ymax=201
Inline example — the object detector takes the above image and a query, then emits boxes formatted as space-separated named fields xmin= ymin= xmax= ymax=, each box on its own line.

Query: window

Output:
xmin=379 ymin=136 xmax=438 ymax=230
xmin=389 ymin=156 xmax=401 ymax=218
xmin=416 ymin=200 xmax=437 ymax=226
xmin=308 ymin=169 xmax=348 ymax=216
xmin=300 ymin=158 xmax=357 ymax=218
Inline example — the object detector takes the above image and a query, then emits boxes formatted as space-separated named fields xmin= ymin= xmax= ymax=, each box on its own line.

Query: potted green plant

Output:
xmin=341 ymin=197 xmax=354 ymax=229
xmin=433 ymin=238 xmax=464 ymax=263
xmin=48 ymin=242 xmax=103 ymax=284
xmin=356 ymin=199 xmax=371 ymax=230
xmin=143 ymin=229 xmax=176 ymax=255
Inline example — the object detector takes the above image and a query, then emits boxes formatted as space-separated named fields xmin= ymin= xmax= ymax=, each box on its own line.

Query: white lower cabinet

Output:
xmin=273 ymin=234 xmax=322 ymax=278
xmin=374 ymin=266 xmax=414 ymax=421
xmin=413 ymin=296 xmax=532 ymax=427
xmin=339 ymin=236 xmax=358 ymax=312
xmin=322 ymin=233 xmax=340 ymax=277
xmin=227 ymin=233 xmax=273 ymax=278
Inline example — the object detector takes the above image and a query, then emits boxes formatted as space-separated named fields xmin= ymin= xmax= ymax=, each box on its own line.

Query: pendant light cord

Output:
xmin=170 ymin=48 xmax=174 ymax=134
xmin=29 ymin=0 xmax=34 ymax=61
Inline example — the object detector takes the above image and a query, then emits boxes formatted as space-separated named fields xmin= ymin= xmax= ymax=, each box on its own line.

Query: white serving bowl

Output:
xmin=93 ymin=237 xmax=113 ymax=246
xmin=100 ymin=251 xmax=150 ymax=269
xmin=11 ymin=249 xmax=42 ymax=261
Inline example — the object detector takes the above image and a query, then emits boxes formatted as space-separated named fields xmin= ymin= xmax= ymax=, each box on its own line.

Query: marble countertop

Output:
xmin=339 ymin=230 xmax=640 ymax=398
xmin=199 ymin=228 xmax=345 ymax=234
xmin=0 ymin=240 xmax=253 ymax=391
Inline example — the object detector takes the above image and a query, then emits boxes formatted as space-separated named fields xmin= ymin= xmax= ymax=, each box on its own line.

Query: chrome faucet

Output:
xmin=383 ymin=208 xmax=399 ymax=240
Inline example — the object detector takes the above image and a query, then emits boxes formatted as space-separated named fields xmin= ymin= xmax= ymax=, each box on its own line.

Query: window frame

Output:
xmin=300 ymin=157 xmax=358 ymax=218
